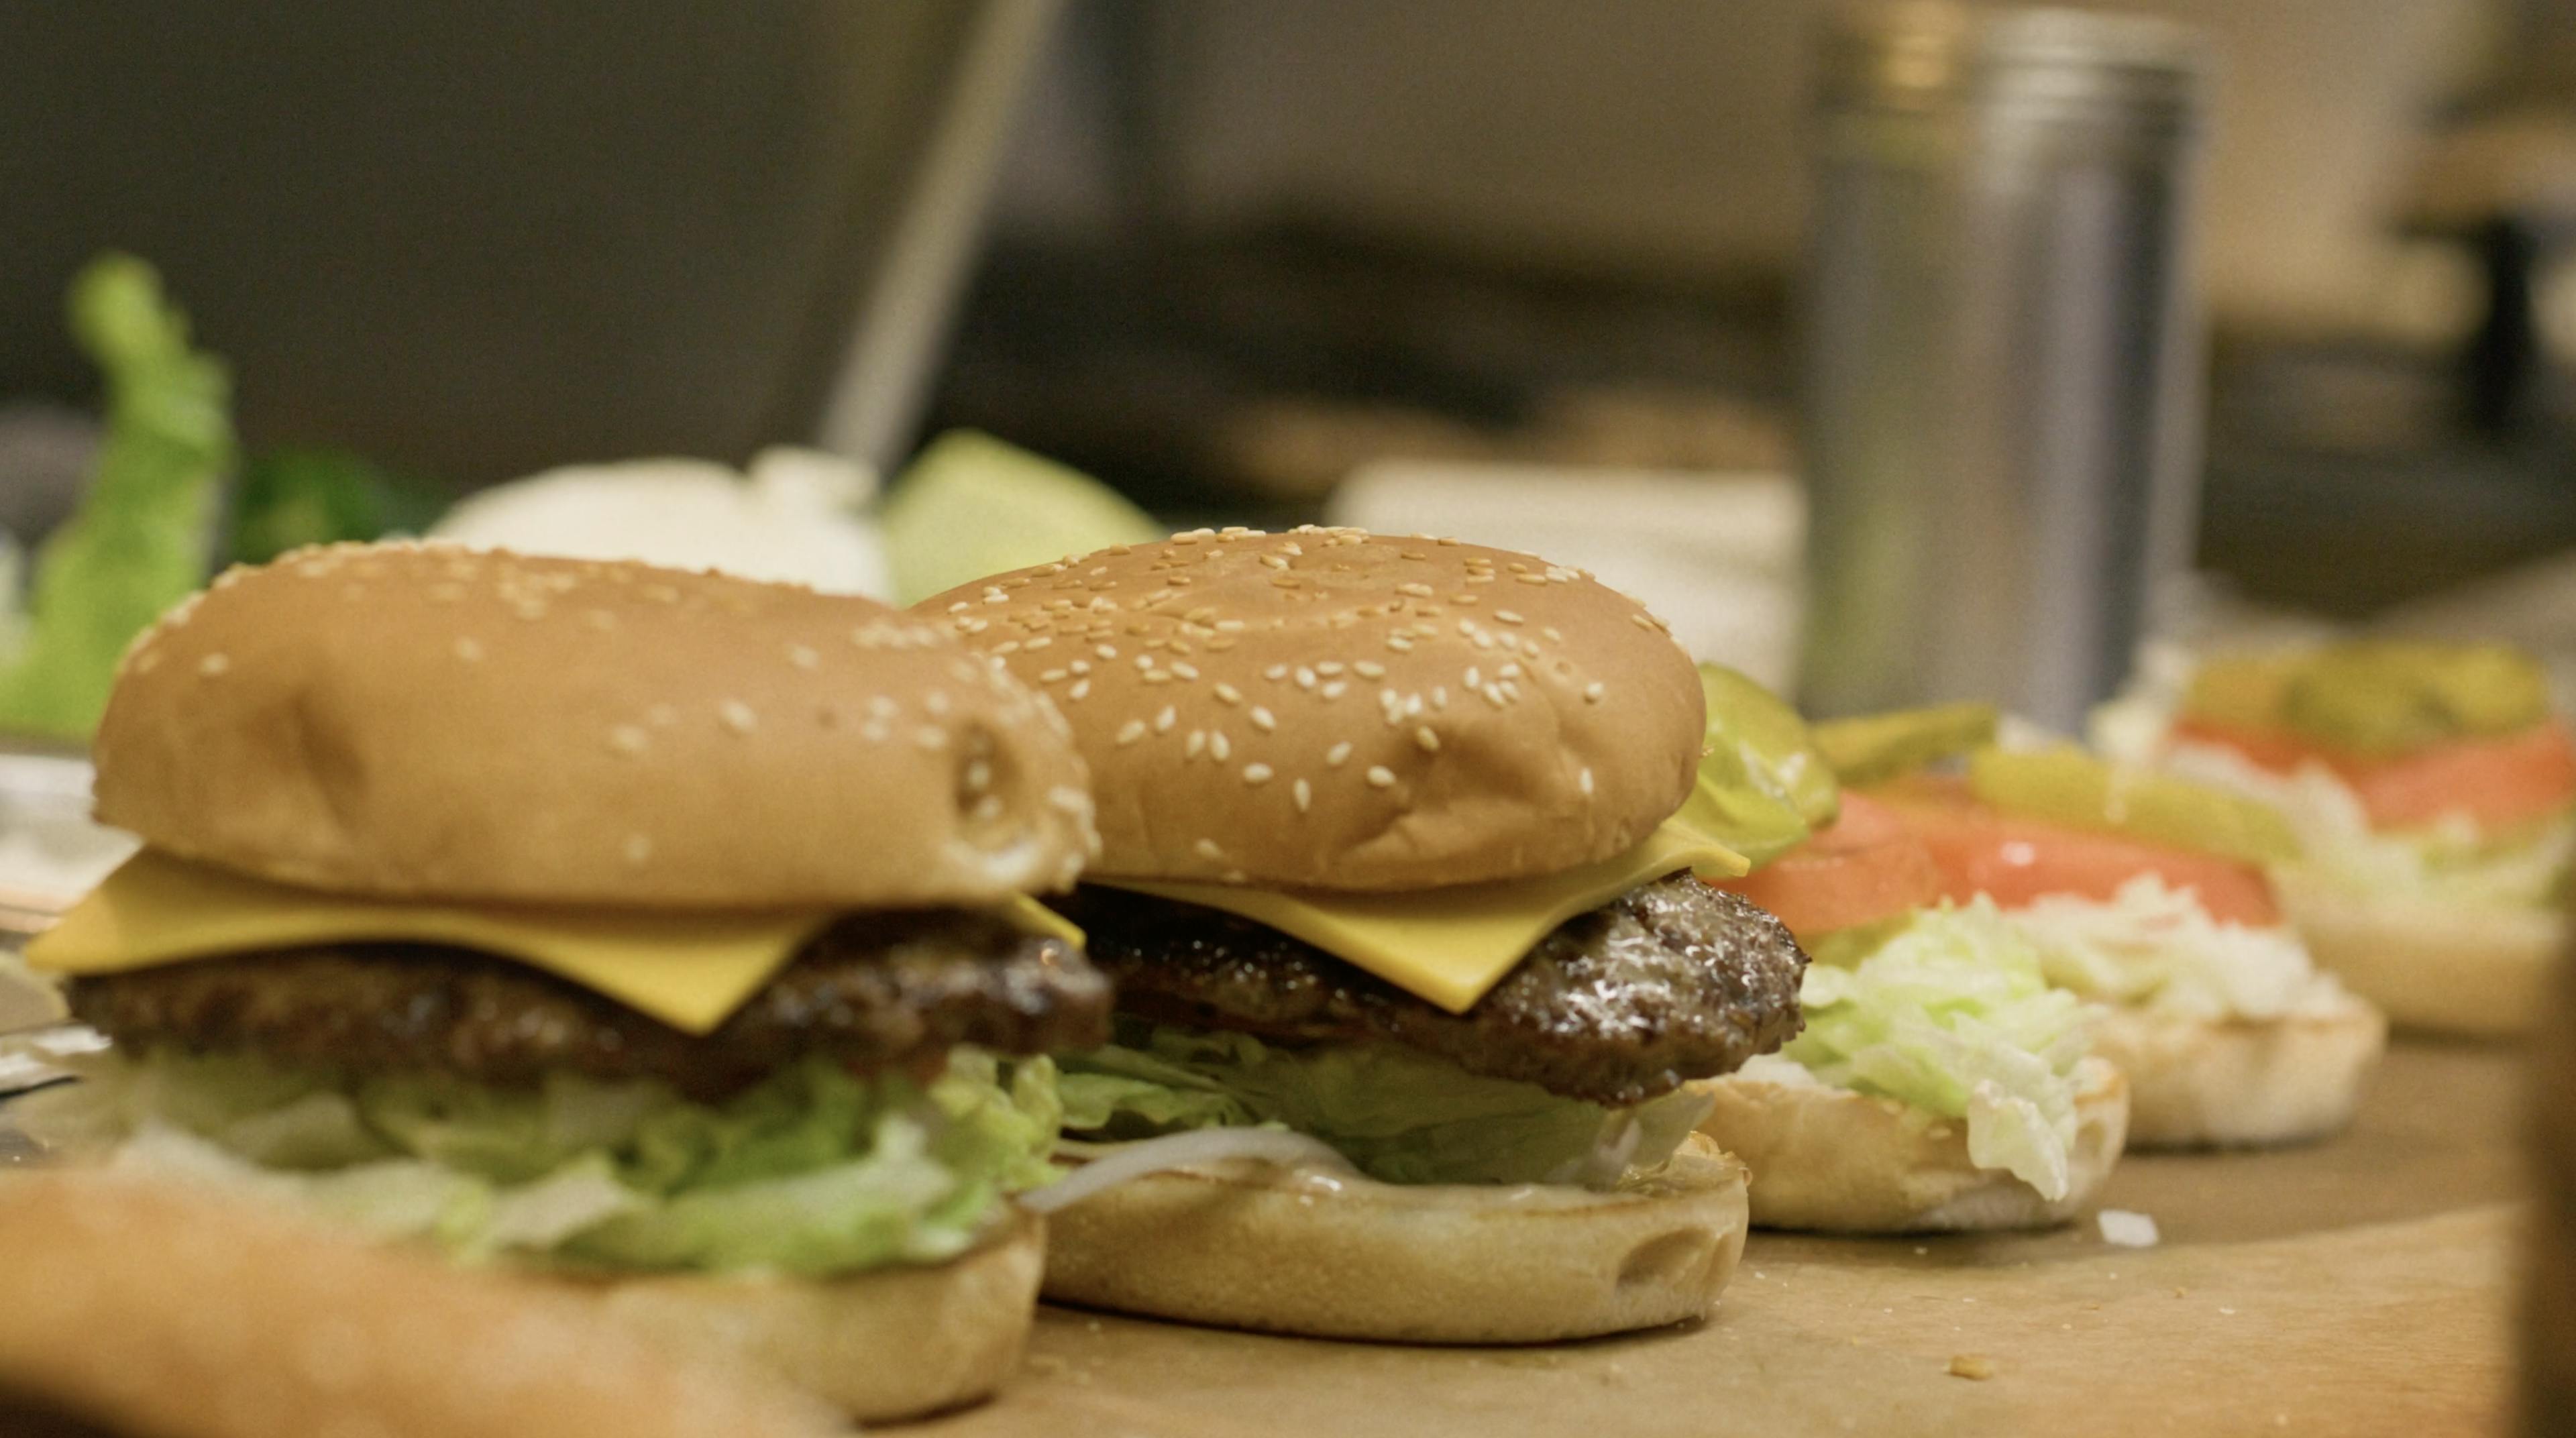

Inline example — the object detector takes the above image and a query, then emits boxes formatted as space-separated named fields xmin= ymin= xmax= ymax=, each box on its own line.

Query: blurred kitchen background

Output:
xmin=6 ymin=0 xmax=2576 ymax=699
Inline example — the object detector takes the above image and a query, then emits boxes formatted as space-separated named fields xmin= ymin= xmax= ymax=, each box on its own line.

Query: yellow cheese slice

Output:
xmin=1093 ymin=818 xmax=1749 ymax=1015
xmin=25 ymin=849 xmax=1083 ymax=1036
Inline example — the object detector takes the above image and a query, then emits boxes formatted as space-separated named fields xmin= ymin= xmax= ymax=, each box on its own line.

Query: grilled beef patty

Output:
xmin=1057 ymin=874 xmax=1806 ymax=1107
xmin=66 ymin=910 xmax=1110 ymax=1099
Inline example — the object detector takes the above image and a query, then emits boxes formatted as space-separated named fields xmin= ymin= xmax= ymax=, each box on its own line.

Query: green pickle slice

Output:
xmin=1811 ymin=702 xmax=1998 ymax=787
xmin=1968 ymin=745 xmax=2300 ymax=867
xmin=1688 ymin=664 xmax=1839 ymax=868
xmin=2186 ymin=641 xmax=2551 ymax=757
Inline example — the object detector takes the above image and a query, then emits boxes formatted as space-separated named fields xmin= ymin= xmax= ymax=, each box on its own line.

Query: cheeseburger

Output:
xmin=922 ymin=527 xmax=1805 ymax=1343
xmin=17 ymin=543 xmax=1108 ymax=1421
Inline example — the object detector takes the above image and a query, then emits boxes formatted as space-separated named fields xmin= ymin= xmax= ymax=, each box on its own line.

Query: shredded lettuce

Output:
xmin=1774 ymin=900 xmax=2094 ymax=1199
xmin=1058 ymin=1022 xmax=1710 ymax=1188
xmin=2161 ymin=736 xmax=2574 ymax=911
xmin=17 ymin=1047 xmax=1061 ymax=1276
xmin=2004 ymin=872 xmax=2343 ymax=1020
xmin=0 ymin=255 xmax=233 ymax=738
xmin=2094 ymin=647 xmax=2575 ymax=911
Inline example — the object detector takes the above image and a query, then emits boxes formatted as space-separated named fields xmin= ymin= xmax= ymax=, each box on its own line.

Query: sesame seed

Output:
xmin=1242 ymin=763 xmax=1275 ymax=785
xmin=925 ymin=690 xmax=951 ymax=716
xmin=1210 ymin=730 xmax=1232 ymax=761
xmin=1519 ymin=573 xmax=1550 ymax=586
xmin=1398 ymin=582 xmax=1435 ymax=598
xmin=1322 ymin=680 xmax=1348 ymax=700
xmin=1155 ymin=706 xmax=1179 ymax=733
xmin=1171 ymin=661 xmax=1200 ymax=680
xmin=915 ymin=726 xmax=949 ymax=750
xmin=1041 ymin=668 xmax=1069 ymax=683
xmin=1194 ymin=838 xmax=1225 ymax=861
xmin=1096 ymin=645 xmax=1118 ymax=660
xmin=1187 ymin=730 xmax=1208 ymax=758
xmin=1266 ymin=663 xmax=1290 ymax=681
xmin=1366 ymin=765 xmax=1397 ymax=788
xmin=1316 ymin=661 xmax=1346 ymax=676
xmin=450 ymin=639 xmax=482 ymax=663
xmin=1296 ymin=667 xmax=1318 ymax=689
xmin=1579 ymin=767 xmax=1596 ymax=795
xmin=716 ymin=700 xmax=757 ymax=734
xmin=1327 ymin=742 xmax=1353 ymax=767
xmin=623 ymin=833 xmax=654 ymax=865
xmin=947 ymin=600 xmax=972 ymax=613
xmin=965 ymin=760 xmax=993 ymax=792
xmin=1483 ymin=683 xmax=1509 ymax=707
xmin=608 ymin=724 xmax=649 ymax=756
xmin=1387 ymin=635 xmax=1414 ymax=652
xmin=1250 ymin=706 xmax=1277 ymax=732
xmin=1116 ymin=719 xmax=1148 ymax=746
xmin=1631 ymin=612 xmax=1658 ymax=629
xmin=861 ymin=720 xmax=890 ymax=742
xmin=1070 ymin=659 xmax=1092 ymax=676
xmin=868 ymin=696 xmax=900 ymax=718
xmin=1500 ymin=662 xmax=1523 ymax=679
xmin=1069 ymin=679 xmax=1091 ymax=700
xmin=1354 ymin=661 xmax=1387 ymax=679
xmin=1497 ymin=610 xmax=1525 ymax=624
xmin=1214 ymin=682 xmax=1243 ymax=705
xmin=1585 ymin=681 xmax=1606 ymax=703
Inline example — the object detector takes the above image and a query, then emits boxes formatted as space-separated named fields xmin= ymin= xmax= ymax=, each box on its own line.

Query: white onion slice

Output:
xmin=1015 ymin=1127 xmax=1356 ymax=1215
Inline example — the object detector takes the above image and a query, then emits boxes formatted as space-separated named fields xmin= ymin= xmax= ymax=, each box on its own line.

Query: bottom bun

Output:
xmin=0 ymin=1171 xmax=845 ymax=1438
xmin=2274 ymin=871 xmax=2563 ymax=1037
xmin=558 ymin=1204 xmax=1044 ymax=1423
xmin=2089 ymin=993 xmax=2386 ymax=1148
xmin=1691 ymin=1057 xmax=2129 ymax=1233
xmin=1040 ymin=1136 xmax=1748 ymax=1343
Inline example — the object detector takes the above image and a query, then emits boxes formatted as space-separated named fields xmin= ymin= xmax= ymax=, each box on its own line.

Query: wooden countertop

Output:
xmin=928 ymin=1040 xmax=2524 ymax=1437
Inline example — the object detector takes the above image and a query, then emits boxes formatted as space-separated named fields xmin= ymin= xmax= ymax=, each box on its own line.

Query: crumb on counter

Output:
xmin=2098 ymin=1209 xmax=2161 ymax=1248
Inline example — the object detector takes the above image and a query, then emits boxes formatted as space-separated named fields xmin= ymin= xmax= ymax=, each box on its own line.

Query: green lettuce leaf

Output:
xmin=1058 ymin=1022 xmax=1709 ymax=1188
xmin=0 ymin=255 xmax=233 ymax=738
xmin=1773 ymin=899 xmax=2093 ymax=1199
xmin=23 ymin=1046 xmax=1061 ymax=1276
xmin=1687 ymin=663 xmax=1840 ymax=868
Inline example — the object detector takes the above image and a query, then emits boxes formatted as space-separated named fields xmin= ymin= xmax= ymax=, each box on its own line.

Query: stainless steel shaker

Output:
xmin=1797 ymin=2 xmax=2206 ymax=731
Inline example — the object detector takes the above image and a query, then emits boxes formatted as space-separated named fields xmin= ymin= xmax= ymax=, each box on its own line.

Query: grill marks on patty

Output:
xmin=65 ymin=910 xmax=1112 ymax=1099
xmin=1058 ymin=875 xmax=1808 ymax=1107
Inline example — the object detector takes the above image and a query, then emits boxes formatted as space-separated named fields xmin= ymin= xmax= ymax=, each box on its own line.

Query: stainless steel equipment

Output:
xmin=1798 ymin=2 xmax=2206 ymax=730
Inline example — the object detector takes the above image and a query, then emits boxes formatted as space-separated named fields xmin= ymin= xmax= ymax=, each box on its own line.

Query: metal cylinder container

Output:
xmin=1797 ymin=2 xmax=2206 ymax=731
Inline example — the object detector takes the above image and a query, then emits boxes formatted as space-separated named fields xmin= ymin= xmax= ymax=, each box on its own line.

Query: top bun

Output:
xmin=95 ymin=543 xmax=1095 ymax=909
xmin=920 ymin=527 xmax=1703 ymax=891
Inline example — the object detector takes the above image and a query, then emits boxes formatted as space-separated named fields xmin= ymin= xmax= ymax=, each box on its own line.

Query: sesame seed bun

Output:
xmin=1688 ymin=1058 xmax=2130 ymax=1232
xmin=0 ymin=1170 xmax=849 ymax=1438
xmin=1038 ymin=1136 xmax=1748 ymax=1341
xmin=919 ymin=528 xmax=1704 ymax=891
xmin=93 ymin=543 xmax=1095 ymax=908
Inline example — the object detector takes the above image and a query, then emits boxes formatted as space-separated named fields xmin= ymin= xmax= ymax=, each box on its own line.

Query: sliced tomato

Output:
xmin=1709 ymin=792 xmax=1943 ymax=942
xmin=1868 ymin=784 xmax=2282 ymax=927
xmin=2174 ymin=716 xmax=2576 ymax=834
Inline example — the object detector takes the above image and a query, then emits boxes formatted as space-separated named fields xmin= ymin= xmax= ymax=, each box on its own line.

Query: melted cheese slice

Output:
xmin=25 ymin=849 xmax=1083 ymax=1036
xmin=1094 ymin=817 xmax=1749 ymax=1015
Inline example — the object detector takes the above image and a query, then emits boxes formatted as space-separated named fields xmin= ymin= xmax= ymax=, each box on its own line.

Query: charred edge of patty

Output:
xmin=64 ymin=908 xmax=1114 ymax=1101
xmin=1058 ymin=873 xmax=1808 ymax=1107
